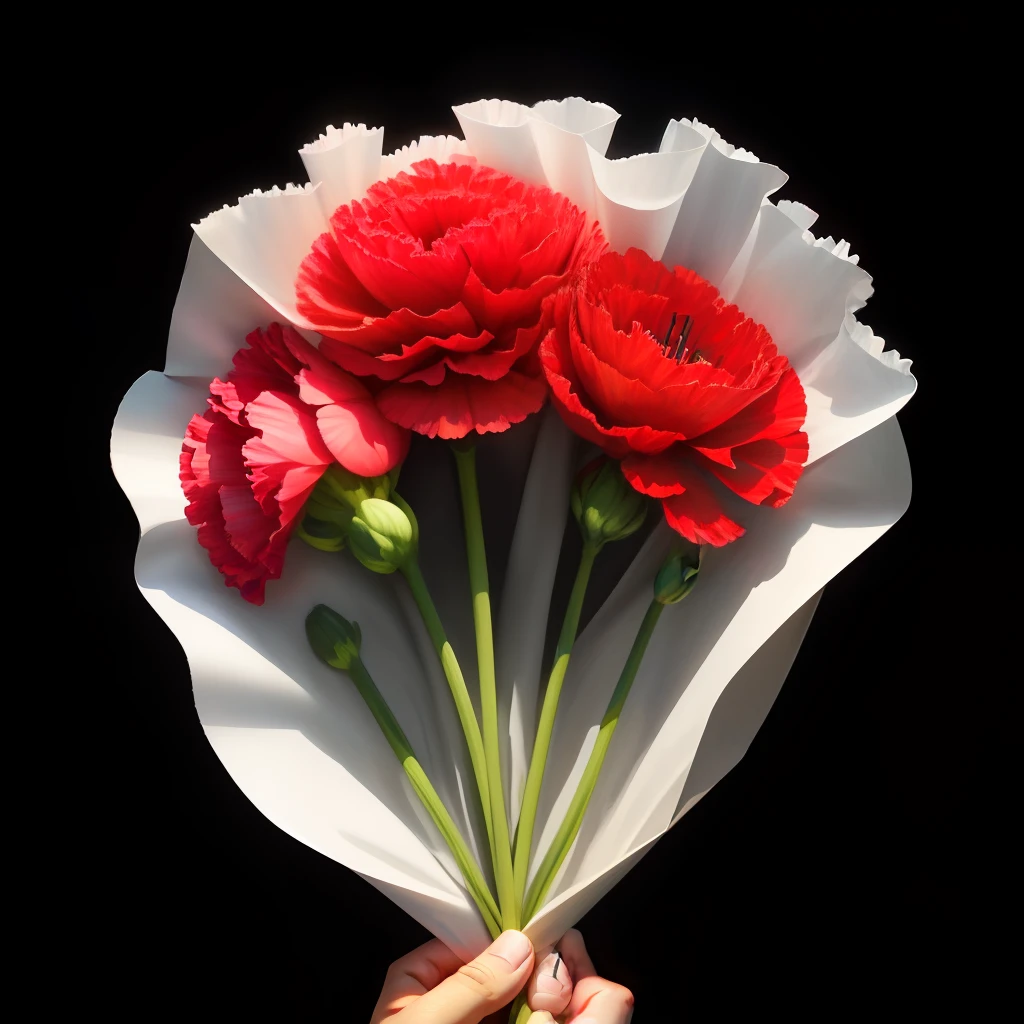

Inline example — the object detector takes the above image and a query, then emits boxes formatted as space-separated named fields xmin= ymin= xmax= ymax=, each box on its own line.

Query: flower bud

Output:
xmin=296 ymin=476 xmax=357 ymax=553
xmin=297 ymin=514 xmax=349 ymax=552
xmin=320 ymin=463 xmax=397 ymax=511
xmin=571 ymin=457 xmax=647 ymax=549
xmin=305 ymin=604 xmax=362 ymax=670
xmin=654 ymin=545 xmax=702 ymax=605
xmin=347 ymin=497 xmax=418 ymax=574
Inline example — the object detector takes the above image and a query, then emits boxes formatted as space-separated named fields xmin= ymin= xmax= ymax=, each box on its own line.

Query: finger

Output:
xmin=564 ymin=976 xmax=635 ymax=1024
xmin=526 ymin=948 xmax=573 ymax=1016
xmin=526 ymin=1014 xmax=556 ymax=1024
xmin=396 ymin=930 xmax=535 ymax=1024
xmin=371 ymin=939 xmax=465 ymax=1022
xmin=558 ymin=929 xmax=597 ymax=983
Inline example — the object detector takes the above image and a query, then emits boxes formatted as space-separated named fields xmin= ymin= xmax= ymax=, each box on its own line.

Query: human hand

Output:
xmin=371 ymin=930 xmax=535 ymax=1023
xmin=521 ymin=929 xmax=634 ymax=1024
xmin=371 ymin=928 xmax=633 ymax=1024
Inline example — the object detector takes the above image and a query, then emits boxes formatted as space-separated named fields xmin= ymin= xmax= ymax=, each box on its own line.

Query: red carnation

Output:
xmin=540 ymin=249 xmax=808 ymax=546
xmin=180 ymin=323 xmax=409 ymax=603
xmin=296 ymin=159 xmax=606 ymax=439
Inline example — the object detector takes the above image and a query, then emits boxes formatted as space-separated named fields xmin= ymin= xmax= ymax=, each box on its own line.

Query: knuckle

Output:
xmin=386 ymin=948 xmax=419 ymax=973
xmin=456 ymin=959 xmax=499 ymax=996
xmin=610 ymin=982 xmax=635 ymax=1009
xmin=383 ymin=949 xmax=421 ymax=985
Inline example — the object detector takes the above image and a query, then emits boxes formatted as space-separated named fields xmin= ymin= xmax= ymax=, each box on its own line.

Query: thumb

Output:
xmin=398 ymin=930 xmax=534 ymax=1024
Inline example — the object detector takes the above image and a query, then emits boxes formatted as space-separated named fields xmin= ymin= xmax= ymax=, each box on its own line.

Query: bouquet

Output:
xmin=111 ymin=96 xmax=915 ymax=1020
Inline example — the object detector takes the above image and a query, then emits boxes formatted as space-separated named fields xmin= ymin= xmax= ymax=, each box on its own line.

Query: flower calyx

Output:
xmin=347 ymin=495 xmax=419 ymax=574
xmin=654 ymin=544 xmax=702 ymax=605
xmin=298 ymin=465 xmax=400 ymax=553
xmin=572 ymin=457 xmax=648 ymax=550
xmin=306 ymin=604 xmax=362 ymax=670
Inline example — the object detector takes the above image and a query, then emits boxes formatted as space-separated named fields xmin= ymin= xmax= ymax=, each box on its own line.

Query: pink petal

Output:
xmin=315 ymin=402 xmax=411 ymax=476
xmin=243 ymin=391 xmax=333 ymax=465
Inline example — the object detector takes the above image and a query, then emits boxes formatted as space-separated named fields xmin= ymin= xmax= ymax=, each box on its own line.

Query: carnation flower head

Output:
xmin=541 ymin=248 xmax=808 ymax=546
xmin=180 ymin=323 xmax=409 ymax=603
xmin=296 ymin=158 xmax=606 ymax=439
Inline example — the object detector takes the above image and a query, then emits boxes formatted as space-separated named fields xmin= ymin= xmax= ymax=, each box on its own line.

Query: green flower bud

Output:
xmin=654 ymin=545 xmax=702 ymax=605
xmin=347 ymin=497 xmax=418 ymax=574
xmin=320 ymin=464 xmax=397 ymax=511
xmin=297 ymin=512 xmax=351 ymax=552
xmin=571 ymin=457 xmax=648 ymax=549
xmin=295 ymin=470 xmax=361 ymax=554
xmin=390 ymin=492 xmax=420 ymax=549
xmin=305 ymin=604 xmax=362 ymax=670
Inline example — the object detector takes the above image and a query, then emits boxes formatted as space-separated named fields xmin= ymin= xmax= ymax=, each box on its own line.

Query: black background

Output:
xmin=86 ymin=42 xmax=981 ymax=1020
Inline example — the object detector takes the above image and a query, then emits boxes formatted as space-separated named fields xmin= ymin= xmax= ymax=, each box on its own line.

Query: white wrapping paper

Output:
xmin=111 ymin=97 xmax=915 ymax=959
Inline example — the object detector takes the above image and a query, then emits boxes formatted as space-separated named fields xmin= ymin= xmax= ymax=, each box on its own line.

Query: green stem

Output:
xmin=402 ymin=558 xmax=494 ymax=864
xmin=512 ymin=542 xmax=599 ymax=913
xmin=522 ymin=599 xmax=665 ymax=923
xmin=347 ymin=657 xmax=501 ymax=939
xmin=509 ymin=993 xmax=532 ymax=1024
xmin=453 ymin=444 xmax=518 ymax=932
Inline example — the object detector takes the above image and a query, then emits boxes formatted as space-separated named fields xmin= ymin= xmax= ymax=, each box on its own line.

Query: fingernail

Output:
xmin=489 ymin=929 xmax=532 ymax=969
xmin=534 ymin=951 xmax=569 ymax=995
xmin=527 ymin=1014 xmax=555 ymax=1024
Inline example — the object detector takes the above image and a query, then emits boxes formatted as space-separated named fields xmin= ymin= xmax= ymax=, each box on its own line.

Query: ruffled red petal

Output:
xmin=207 ymin=324 xmax=310 ymax=424
xmin=443 ymin=322 xmax=540 ymax=381
xmin=376 ymin=370 xmax=548 ymax=439
xmin=461 ymin=269 xmax=565 ymax=336
xmin=540 ymin=247 xmax=808 ymax=545
xmin=620 ymin=450 xmax=687 ymax=498
xmin=705 ymin=432 xmax=809 ymax=507
xmin=298 ymin=159 xmax=604 ymax=437
xmin=540 ymin=295 xmax=684 ymax=457
xmin=181 ymin=411 xmax=279 ymax=604
xmin=181 ymin=413 xmax=221 ymax=524
xmin=182 ymin=321 xmax=411 ymax=602
xmin=321 ymin=327 xmax=492 ymax=382
xmin=586 ymin=250 xmax=779 ymax=383
xmin=689 ymin=367 xmax=807 ymax=458
xmin=570 ymin=312 xmax=740 ymax=439
xmin=542 ymin=346 xmax=630 ymax=458
xmin=572 ymin=290 xmax=783 ymax=438
xmin=242 ymin=391 xmax=333 ymax=466
xmin=316 ymin=403 xmax=410 ymax=476
xmin=457 ymin=197 xmax=585 ymax=292
xmin=661 ymin=471 xmax=746 ymax=547
xmin=331 ymin=218 xmax=469 ymax=315
xmin=316 ymin=303 xmax=478 ymax=354
xmin=296 ymin=230 xmax=390 ymax=331
xmin=294 ymin=355 xmax=410 ymax=476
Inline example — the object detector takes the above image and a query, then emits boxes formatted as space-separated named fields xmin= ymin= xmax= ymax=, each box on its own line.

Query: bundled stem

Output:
xmin=402 ymin=559 xmax=495 ymax=863
xmin=346 ymin=657 xmax=501 ymax=938
xmin=453 ymin=445 xmax=518 ymax=932
xmin=510 ymin=993 xmax=532 ymax=1024
xmin=512 ymin=541 xmax=599 ymax=914
xmin=522 ymin=599 xmax=665 ymax=923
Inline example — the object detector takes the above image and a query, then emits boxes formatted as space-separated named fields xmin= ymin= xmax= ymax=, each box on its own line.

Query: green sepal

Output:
xmin=572 ymin=457 xmax=648 ymax=548
xmin=654 ymin=544 xmax=702 ymax=605
xmin=297 ymin=516 xmax=347 ymax=552
xmin=305 ymin=604 xmax=362 ymax=669
xmin=320 ymin=464 xmax=394 ymax=510
xmin=348 ymin=497 xmax=417 ymax=574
